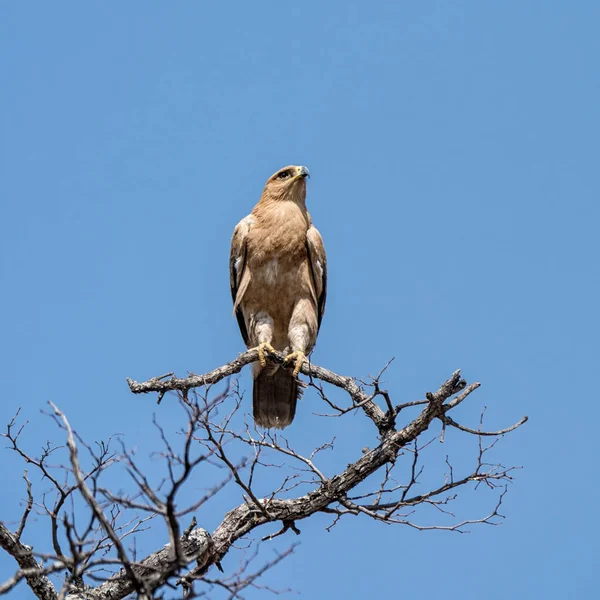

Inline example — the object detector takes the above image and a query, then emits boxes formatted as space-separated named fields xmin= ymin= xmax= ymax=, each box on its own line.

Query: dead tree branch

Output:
xmin=0 ymin=353 xmax=527 ymax=599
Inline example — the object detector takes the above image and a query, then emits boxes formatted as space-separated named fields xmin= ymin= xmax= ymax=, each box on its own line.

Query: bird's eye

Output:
xmin=277 ymin=170 xmax=291 ymax=179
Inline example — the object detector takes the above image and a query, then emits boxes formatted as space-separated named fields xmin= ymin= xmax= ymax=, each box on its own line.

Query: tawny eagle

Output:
xmin=229 ymin=165 xmax=327 ymax=428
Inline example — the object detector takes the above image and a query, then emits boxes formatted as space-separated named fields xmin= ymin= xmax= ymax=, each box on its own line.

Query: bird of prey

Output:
xmin=229 ymin=165 xmax=327 ymax=429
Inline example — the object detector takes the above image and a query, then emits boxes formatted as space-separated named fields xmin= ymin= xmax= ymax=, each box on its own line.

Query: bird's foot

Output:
xmin=283 ymin=350 xmax=306 ymax=377
xmin=256 ymin=342 xmax=276 ymax=367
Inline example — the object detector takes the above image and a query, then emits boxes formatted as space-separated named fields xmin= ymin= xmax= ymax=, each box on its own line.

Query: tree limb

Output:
xmin=0 ymin=522 xmax=58 ymax=600
xmin=1 ymin=354 xmax=526 ymax=599
xmin=128 ymin=349 xmax=390 ymax=432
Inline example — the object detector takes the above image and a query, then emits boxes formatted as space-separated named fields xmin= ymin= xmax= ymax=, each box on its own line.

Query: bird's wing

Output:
xmin=229 ymin=215 xmax=254 ymax=346
xmin=306 ymin=225 xmax=327 ymax=330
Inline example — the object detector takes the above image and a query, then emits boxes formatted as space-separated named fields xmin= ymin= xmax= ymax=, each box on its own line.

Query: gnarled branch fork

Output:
xmin=0 ymin=352 xmax=526 ymax=599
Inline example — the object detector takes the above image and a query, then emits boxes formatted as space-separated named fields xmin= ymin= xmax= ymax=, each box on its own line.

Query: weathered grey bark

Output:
xmin=1 ymin=352 xmax=526 ymax=599
xmin=0 ymin=519 xmax=211 ymax=600
xmin=128 ymin=360 xmax=525 ymax=588
xmin=128 ymin=348 xmax=393 ymax=431
xmin=64 ymin=528 xmax=211 ymax=600
xmin=0 ymin=522 xmax=58 ymax=600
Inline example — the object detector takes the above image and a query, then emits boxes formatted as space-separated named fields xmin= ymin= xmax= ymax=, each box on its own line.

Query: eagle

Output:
xmin=229 ymin=165 xmax=327 ymax=429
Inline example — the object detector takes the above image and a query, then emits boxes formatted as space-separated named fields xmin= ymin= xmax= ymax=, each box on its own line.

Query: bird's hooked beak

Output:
xmin=296 ymin=165 xmax=310 ymax=179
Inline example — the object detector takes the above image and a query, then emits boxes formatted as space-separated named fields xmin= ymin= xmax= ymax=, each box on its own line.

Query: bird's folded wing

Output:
xmin=230 ymin=215 xmax=254 ymax=346
xmin=306 ymin=225 xmax=327 ymax=330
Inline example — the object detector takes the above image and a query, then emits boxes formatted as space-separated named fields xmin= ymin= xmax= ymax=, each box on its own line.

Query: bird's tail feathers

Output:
xmin=253 ymin=367 xmax=297 ymax=429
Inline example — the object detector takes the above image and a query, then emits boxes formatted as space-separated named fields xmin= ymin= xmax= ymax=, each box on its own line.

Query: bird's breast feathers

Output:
xmin=248 ymin=204 xmax=309 ymax=264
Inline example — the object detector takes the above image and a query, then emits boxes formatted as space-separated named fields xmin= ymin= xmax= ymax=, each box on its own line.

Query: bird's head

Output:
xmin=260 ymin=165 xmax=310 ymax=205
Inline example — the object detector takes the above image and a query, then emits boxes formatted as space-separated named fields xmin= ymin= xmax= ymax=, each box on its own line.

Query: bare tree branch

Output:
xmin=48 ymin=402 xmax=148 ymax=598
xmin=127 ymin=349 xmax=389 ymax=432
xmin=1 ymin=353 xmax=527 ymax=600
xmin=0 ymin=522 xmax=58 ymax=600
xmin=441 ymin=414 xmax=529 ymax=436
xmin=15 ymin=471 xmax=33 ymax=542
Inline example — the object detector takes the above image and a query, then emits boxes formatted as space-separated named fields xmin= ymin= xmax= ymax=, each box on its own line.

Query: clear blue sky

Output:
xmin=1 ymin=2 xmax=598 ymax=598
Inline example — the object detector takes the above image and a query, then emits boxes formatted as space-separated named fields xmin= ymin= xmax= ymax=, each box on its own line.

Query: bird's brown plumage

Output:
xmin=230 ymin=165 xmax=327 ymax=428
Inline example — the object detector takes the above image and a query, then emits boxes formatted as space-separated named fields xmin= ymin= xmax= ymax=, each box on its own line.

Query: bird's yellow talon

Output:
xmin=284 ymin=351 xmax=305 ymax=377
xmin=257 ymin=342 xmax=276 ymax=367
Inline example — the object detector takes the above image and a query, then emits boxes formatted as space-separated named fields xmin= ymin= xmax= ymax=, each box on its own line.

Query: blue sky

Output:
xmin=1 ymin=2 xmax=598 ymax=598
